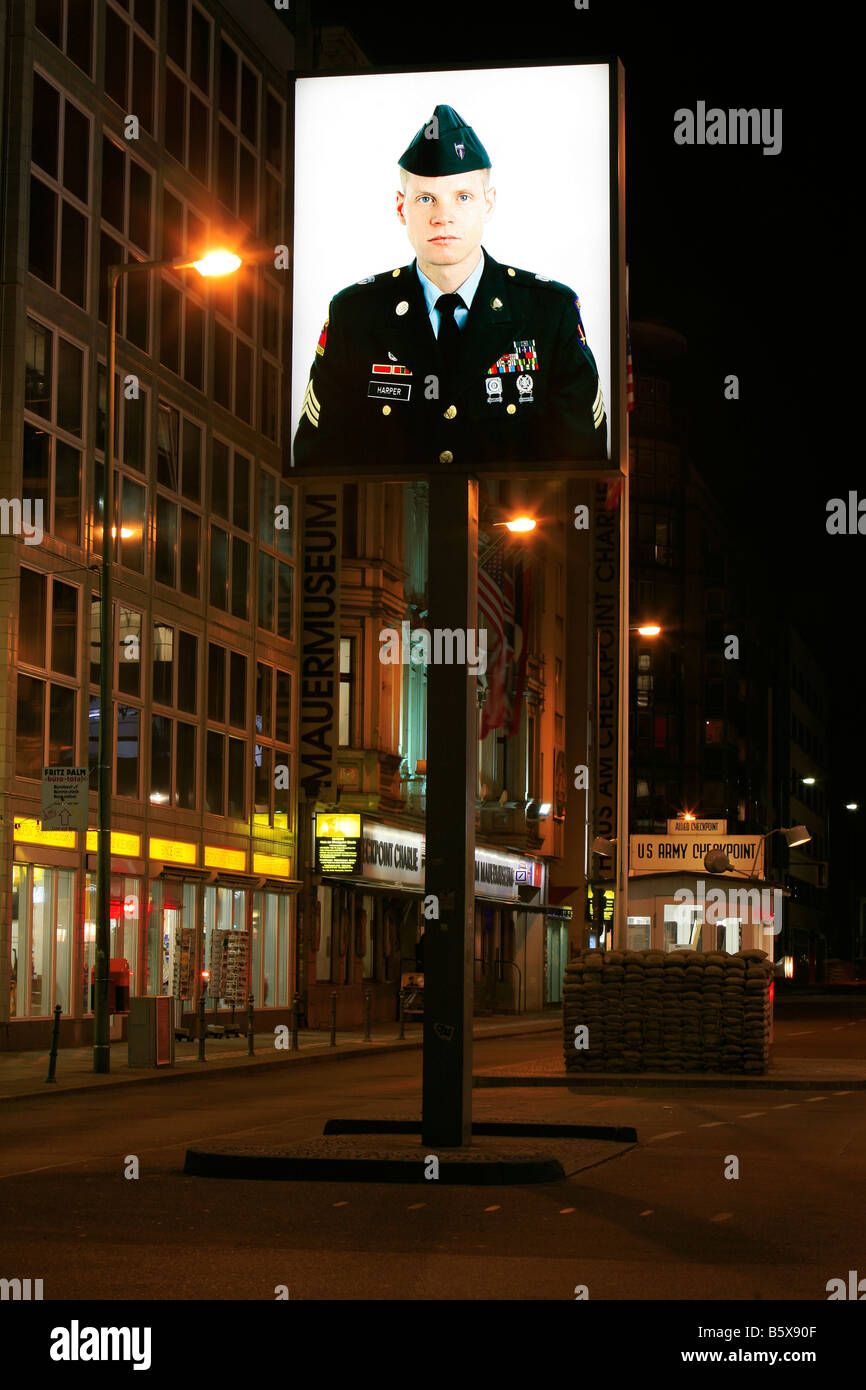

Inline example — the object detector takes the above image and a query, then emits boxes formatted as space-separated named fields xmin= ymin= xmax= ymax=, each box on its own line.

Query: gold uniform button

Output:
xmin=507 ymin=403 xmax=517 ymax=415
xmin=507 ymin=267 xmax=516 ymax=277
xmin=392 ymin=268 xmax=401 ymax=277
xmin=444 ymin=405 xmax=457 ymax=419
xmin=382 ymin=405 xmax=391 ymax=416
xmin=439 ymin=450 xmax=454 ymax=464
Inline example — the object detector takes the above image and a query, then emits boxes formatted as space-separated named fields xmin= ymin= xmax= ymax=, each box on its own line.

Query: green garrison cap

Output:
xmin=398 ymin=104 xmax=492 ymax=177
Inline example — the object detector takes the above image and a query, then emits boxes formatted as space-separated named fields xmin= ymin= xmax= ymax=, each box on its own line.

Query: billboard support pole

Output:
xmin=422 ymin=474 xmax=478 ymax=1148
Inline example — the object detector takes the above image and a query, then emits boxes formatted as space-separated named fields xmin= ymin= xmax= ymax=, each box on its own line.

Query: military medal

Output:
xmin=517 ymin=373 xmax=534 ymax=404
xmin=485 ymin=378 xmax=503 ymax=404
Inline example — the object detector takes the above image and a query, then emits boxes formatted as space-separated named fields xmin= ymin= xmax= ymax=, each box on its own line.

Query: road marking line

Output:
xmin=407 ymin=1203 xmax=426 ymax=1210
xmin=710 ymin=1212 xmax=733 ymax=1222
xmin=833 ymin=1026 xmax=846 ymax=1031
xmin=639 ymin=1209 xmax=654 ymax=1216
xmin=560 ymin=1208 xmax=576 ymax=1214
xmin=699 ymin=1121 xmax=728 ymax=1127
xmin=647 ymin=1131 xmax=684 ymax=1142
xmin=837 ymin=1091 xmax=853 ymax=1095
xmin=484 ymin=1205 xmax=501 ymax=1212
xmin=805 ymin=1097 xmax=827 ymax=1102
xmin=333 ymin=1201 xmax=349 ymax=1207
xmin=738 ymin=1112 xmax=765 ymax=1118
xmin=773 ymin=1103 xmax=797 ymax=1109
xmin=787 ymin=1030 xmax=813 ymax=1036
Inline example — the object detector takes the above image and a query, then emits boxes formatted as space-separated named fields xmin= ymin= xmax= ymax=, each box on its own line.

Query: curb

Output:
xmin=474 ymin=1072 xmax=866 ymax=1090
xmin=0 ymin=1020 xmax=561 ymax=1103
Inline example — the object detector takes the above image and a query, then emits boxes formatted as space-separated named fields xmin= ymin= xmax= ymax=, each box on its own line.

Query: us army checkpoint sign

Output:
xmin=289 ymin=59 xmax=625 ymax=480
xmin=41 ymin=766 xmax=89 ymax=832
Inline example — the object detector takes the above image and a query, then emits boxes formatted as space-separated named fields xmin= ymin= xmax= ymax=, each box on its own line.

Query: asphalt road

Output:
xmin=2 ymin=998 xmax=865 ymax=1302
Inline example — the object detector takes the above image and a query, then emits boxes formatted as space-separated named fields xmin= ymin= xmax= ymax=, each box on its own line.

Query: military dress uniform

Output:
xmin=293 ymin=249 xmax=607 ymax=474
xmin=292 ymin=103 xmax=607 ymax=475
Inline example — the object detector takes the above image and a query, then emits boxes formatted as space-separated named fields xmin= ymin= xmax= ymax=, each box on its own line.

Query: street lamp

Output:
xmin=703 ymin=825 xmax=810 ymax=878
xmin=93 ymin=249 xmax=242 ymax=1073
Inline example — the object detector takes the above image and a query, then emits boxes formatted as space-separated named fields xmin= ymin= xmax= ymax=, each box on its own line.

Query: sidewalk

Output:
xmin=0 ymin=1010 xmax=559 ymax=1102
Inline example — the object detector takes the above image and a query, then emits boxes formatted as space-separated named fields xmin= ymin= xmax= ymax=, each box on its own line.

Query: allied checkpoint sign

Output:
xmin=290 ymin=60 xmax=625 ymax=480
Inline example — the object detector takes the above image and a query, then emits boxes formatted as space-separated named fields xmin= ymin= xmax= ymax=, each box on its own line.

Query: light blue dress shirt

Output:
xmin=416 ymin=251 xmax=485 ymax=338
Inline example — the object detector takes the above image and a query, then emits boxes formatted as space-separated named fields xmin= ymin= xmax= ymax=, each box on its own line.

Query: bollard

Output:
xmin=247 ymin=994 xmax=255 ymax=1056
xmin=363 ymin=990 xmax=372 ymax=1042
xmin=329 ymin=990 xmax=337 ymax=1047
xmin=197 ymin=992 xmax=207 ymax=1062
xmin=45 ymin=1004 xmax=62 ymax=1083
xmin=291 ymin=994 xmax=300 ymax=1051
xmin=398 ymin=990 xmax=405 ymax=1040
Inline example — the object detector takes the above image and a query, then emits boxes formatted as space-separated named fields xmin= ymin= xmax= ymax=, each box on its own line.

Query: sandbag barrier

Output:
xmin=563 ymin=948 xmax=774 ymax=1074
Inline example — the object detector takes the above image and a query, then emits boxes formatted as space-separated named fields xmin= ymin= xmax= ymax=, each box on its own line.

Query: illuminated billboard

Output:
xmin=290 ymin=61 xmax=624 ymax=479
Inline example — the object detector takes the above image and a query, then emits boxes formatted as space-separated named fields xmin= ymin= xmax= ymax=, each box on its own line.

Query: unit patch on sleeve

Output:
xmin=316 ymin=318 xmax=329 ymax=357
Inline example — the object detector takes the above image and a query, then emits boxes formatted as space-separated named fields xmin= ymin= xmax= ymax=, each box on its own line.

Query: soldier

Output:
xmin=293 ymin=104 xmax=606 ymax=474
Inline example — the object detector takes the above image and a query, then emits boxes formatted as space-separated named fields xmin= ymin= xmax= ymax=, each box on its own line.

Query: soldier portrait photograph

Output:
xmin=291 ymin=67 xmax=614 ymax=475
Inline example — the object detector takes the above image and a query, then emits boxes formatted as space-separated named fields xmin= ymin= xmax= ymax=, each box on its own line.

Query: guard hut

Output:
xmin=624 ymin=818 xmax=781 ymax=956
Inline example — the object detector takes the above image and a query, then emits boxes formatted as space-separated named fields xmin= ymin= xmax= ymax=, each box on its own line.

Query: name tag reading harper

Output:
xmin=368 ymin=380 xmax=411 ymax=402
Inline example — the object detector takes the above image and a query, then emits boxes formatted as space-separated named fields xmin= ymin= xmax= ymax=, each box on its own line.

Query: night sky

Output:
xmin=309 ymin=3 xmax=862 ymax=836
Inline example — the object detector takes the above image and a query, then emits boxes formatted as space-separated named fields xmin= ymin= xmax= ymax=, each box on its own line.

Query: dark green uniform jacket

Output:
xmin=292 ymin=249 xmax=607 ymax=475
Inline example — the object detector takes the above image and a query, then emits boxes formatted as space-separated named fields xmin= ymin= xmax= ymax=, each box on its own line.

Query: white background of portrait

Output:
xmin=291 ymin=64 xmax=612 ymax=458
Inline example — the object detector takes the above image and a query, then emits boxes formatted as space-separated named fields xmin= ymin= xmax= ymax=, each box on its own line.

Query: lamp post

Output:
xmin=610 ymin=620 xmax=661 ymax=950
xmin=93 ymin=249 xmax=242 ymax=1073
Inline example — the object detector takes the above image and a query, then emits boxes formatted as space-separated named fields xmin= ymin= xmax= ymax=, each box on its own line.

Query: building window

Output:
xmin=154 ymin=404 xmax=203 ymax=596
xmin=159 ymin=189 xmax=209 ymax=389
xmin=210 ymin=271 xmax=256 ymax=423
xmin=209 ymin=439 xmax=251 ymax=619
xmin=257 ymin=467 xmax=294 ymax=638
xmin=16 ymin=570 xmax=79 ymax=777
xmin=23 ymin=317 xmax=85 ymax=545
xmin=29 ymin=74 xmax=90 ymax=307
xmin=254 ymin=666 xmax=292 ymax=828
xmin=35 ymin=0 xmax=94 ymax=73
xmin=104 ymin=0 xmax=157 ymax=134
xmin=99 ymin=138 xmax=153 ymax=348
xmin=163 ymin=1 xmax=210 ymax=183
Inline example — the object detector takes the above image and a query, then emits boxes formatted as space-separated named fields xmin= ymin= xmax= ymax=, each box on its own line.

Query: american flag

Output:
xmin=478 ymin=543 xmax=515 ymax=739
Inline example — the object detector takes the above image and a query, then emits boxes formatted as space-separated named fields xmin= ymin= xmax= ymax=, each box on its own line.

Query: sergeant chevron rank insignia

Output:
xmin=592 ymin=382 xmax=604 ymax=430
xmin=302 ymin=379 xmax=320 ymax=428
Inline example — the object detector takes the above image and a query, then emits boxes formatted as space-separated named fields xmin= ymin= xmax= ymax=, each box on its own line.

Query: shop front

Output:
xmin=2 ymin=818 xmax=300 ymax=1050
xmin=473 ymin=847 xmax=546 ymax=1014
xmin=309 ymin=815 xmax=425 ymax=1029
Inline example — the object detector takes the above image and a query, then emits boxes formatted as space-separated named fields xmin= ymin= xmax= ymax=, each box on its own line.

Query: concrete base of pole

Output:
xmin=182 ymin=1131 xmax=635 ymax=1184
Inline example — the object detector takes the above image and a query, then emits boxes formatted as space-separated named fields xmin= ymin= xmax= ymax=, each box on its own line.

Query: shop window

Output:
xmin=10 ymin=865 xmax=75 ymax=1018
xmin=145 ymin=878 xmax=196 ymax=1001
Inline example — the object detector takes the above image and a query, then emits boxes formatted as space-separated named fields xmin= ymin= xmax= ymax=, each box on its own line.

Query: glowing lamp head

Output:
xmin=192 ymin=250 xmax=242 ymax=277
xmin=637 ymin=624 xmax=661 ymax=637
xmin=505 ymin=516 xmax=536 ymax=533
